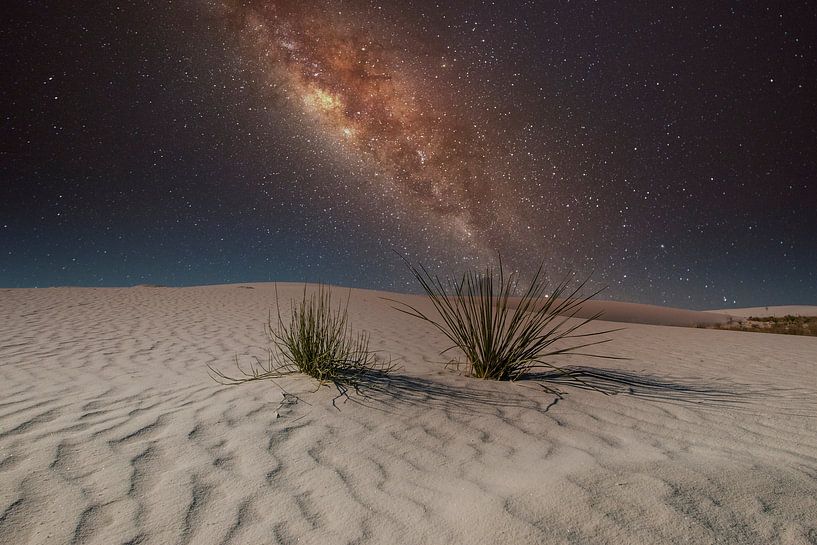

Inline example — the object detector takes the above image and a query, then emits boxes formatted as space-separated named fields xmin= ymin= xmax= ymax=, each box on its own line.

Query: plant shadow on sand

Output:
xmin=334 ymin=370 xmax=550 ymax=415
xmin=327 ymin=368 xmax=717 ymax=415
xmin=337 ymin=363 xmax=814 ymax=417
xmin=528 ymin=366 xmax=750 ymax=404
xmin=526 ymin=365 xmax=817 ymax=415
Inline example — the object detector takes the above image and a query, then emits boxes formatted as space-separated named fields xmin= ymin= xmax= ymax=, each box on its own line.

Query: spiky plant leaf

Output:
xmin=390 ymin=257 xmax=621 ymax=390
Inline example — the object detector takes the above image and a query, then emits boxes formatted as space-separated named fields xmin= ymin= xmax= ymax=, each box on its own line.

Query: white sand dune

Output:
xmin=523 ymin=298 xmax=734 ymax=326
xmin=1 ymin=283 xmax=816 ymax=544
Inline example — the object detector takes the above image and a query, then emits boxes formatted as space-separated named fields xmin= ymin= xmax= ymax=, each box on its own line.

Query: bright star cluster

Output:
xmin=223 ymin=0 xmax=516 ymax=254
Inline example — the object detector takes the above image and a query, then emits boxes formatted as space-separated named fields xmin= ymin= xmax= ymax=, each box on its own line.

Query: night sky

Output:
xmin=2 ymin=1 xmax=816 ymax=309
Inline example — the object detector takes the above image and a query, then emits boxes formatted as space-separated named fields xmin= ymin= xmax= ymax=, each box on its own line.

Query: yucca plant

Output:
xmin=391 ymin=258 xmax=620 ymax=389
xmin=209 ymin=285 xmax=394 ymax=403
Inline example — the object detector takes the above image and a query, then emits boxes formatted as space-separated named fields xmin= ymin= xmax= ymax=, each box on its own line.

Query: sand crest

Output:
xmin=711 ymin=306 xmax=817 ymax=319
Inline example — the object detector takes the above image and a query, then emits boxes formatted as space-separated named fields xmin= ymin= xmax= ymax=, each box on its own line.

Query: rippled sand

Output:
xmin=1 ymin=284 xmax=816 ymax=544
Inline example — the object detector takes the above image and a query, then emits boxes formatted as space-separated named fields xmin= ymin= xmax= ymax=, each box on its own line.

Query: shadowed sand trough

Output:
xmin=1 ymin=284 xmax=816 ymax=544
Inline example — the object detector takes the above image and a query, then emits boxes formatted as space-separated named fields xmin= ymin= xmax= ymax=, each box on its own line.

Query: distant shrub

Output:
xmin=708 ymin=315 xmax=817 ymax=336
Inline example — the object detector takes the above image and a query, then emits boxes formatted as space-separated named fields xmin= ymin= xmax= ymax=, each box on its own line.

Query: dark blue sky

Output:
xmin=2 ymin=1 xmax=816 ymax=309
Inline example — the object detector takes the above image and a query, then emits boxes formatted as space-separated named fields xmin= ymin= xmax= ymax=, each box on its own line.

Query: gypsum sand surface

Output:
xmin=1 ymin=283 xmax=816 ymax=544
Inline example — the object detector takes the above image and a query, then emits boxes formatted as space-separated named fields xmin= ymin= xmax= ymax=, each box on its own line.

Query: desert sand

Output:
xmin=1 ymin=283 xmax=816 ymax=544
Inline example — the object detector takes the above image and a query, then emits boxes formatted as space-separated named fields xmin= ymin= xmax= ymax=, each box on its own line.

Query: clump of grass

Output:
xmin=209 ymin=285 xmax=394 ymax=404
xmin=391 ymin=258 xmax=620 ymax=389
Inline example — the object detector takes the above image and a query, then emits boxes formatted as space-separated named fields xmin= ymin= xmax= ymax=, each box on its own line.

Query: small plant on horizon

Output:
xmin=390 ymin=257 xmax=621 ymax=392
xmin=209 ymin=285 xmax=395 ymax=405
xmin=707 ymin=314 xmax=817 ymax=336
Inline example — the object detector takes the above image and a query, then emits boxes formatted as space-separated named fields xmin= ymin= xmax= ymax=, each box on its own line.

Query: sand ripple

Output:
xmin=1 ymin=284 xmax=816 ymax=544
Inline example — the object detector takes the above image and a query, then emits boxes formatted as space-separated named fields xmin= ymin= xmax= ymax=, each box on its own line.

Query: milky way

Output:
xmin=222 ymin=0 xmax=508 ymax=251
xmin=4 ymin=0 xmax=815 ymax=306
